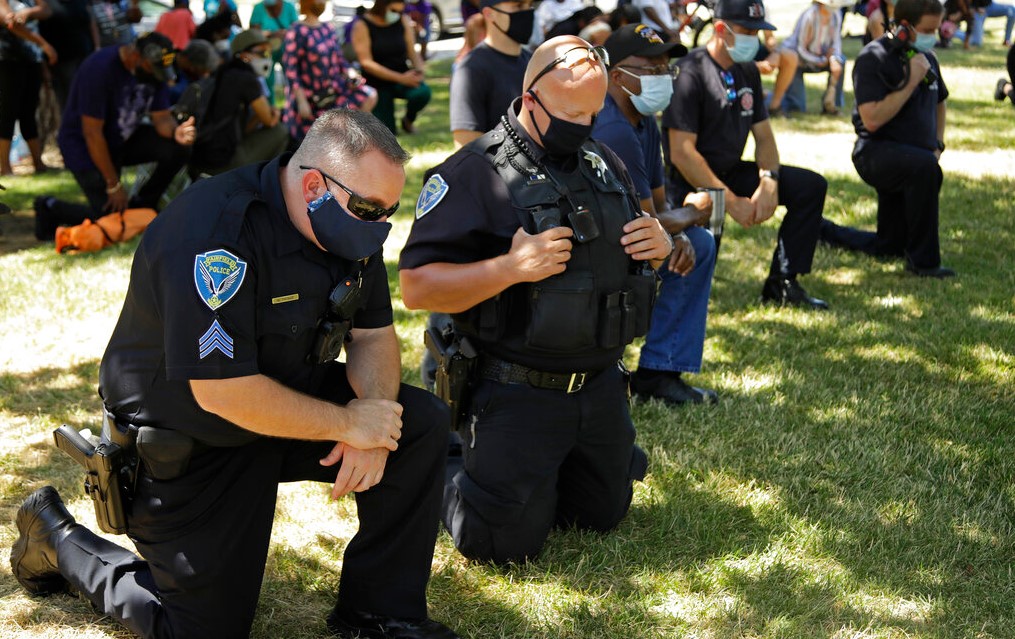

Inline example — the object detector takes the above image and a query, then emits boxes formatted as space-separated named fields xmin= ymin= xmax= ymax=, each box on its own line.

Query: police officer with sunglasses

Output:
xmin=400 ymin=36 xmax=674 ymax=564
xmin=11 ymin=110 xmax=460 ymax=639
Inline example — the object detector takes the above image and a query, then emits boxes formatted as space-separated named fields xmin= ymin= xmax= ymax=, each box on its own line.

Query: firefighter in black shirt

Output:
xmin=821 ymin=0 xmax=955 ymax=278
xmin=664 ymin=0 xmax=832 ymax=309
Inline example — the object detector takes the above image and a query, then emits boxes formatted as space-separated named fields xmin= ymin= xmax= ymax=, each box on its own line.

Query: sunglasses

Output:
xmin=617 ymin=63 xmax=679 ymax=80
xmin=721 ymin=70 xmax=737 ymax=102
xmin=527 ymin=45 xmax=610 ymax=91
xmin=300 ymin=165 xmax=399 ymax=222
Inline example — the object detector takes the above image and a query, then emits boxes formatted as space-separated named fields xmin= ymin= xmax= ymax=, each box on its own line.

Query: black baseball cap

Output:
xmin=603 ymin=23 xmax=687 ymax=67
xmin=714 ymin=0 xmax=777 ymax=31
xmin=135 ymin=32 xmax=177 ymax=83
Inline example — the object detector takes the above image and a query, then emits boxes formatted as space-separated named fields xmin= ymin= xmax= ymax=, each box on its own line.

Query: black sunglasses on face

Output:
xmin=526 ymin=45 xmax=610 ymax=91
xmin=299 ymin=165 xmax=399 ymax=221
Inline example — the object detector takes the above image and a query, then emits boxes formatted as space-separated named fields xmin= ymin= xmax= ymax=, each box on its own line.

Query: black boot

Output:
xmin=630 ymin=369 xmax=718 ymax=405
xmin=10 ymin=486 xmax=79 ymax=595
xmin=905 ymin=263 xmax=956 ymax=278
xmin=761 ymin=276 xmax=829 ymax=310
xmin=327 ymin=607 xmax=460 ymax=639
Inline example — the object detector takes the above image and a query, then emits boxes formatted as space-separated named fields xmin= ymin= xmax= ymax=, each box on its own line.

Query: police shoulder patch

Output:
xmin=416 ymin=174 xmax=449 ymax=219
xmin=194 ymin=249 xmax=247 ymax=311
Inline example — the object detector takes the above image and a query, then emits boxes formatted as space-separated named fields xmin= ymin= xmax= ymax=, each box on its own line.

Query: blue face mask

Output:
xmin=913 ymin=32 xmax=938 ymax=52
xmin=729 ymin=32 xmax=760 ymax=63
xmin=620 ymin=70 xmax=674 ymax=115
xmin=307 ymin=191 xmax=392 ymax=261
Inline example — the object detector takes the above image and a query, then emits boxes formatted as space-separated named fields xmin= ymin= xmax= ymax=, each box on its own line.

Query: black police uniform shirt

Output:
xmin=851 ymin=36 xmax=949 ymax=152
xmin=662 ymin=47 xmax=769 ymax=178
xmin=98 ymin=154 xmax=393 ymax=447
xmin=449 ymin=42 xmax=532 ymax=134
xmin=399 ymin=102 xmax=641 ymax=372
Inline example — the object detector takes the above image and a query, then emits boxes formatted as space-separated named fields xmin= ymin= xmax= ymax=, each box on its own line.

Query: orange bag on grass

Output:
xmin=55 ymin=208 xmax=158 ymax=254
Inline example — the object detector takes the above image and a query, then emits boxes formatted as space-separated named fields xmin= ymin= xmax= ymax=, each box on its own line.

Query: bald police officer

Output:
xmin=11 ymin=110 xmax=458 ymax=639
xmin=400 ymin=36 xmax=673 ymax=564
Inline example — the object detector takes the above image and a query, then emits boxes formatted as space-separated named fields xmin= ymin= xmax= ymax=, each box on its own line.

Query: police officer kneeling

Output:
xmin=399 ymin=36 xmax=674 ymax=564
xmin=10 ymin=110 xmax=459 ymax=639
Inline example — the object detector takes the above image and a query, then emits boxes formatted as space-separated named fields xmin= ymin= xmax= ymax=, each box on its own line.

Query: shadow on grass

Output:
xmin=670 ymin=166 xmax=1015 ymax=633
xmin=0 ymin=361 xmax=101 ymax=424
xmin=253 ymin=535 xmax=544 ymax=638
xmin=477 ymin=167 xmax=1015 ymax=635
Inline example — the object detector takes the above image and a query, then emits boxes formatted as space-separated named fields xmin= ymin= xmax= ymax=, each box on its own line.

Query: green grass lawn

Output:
xmin=2 ymin=15 xmax=1014 ymax=639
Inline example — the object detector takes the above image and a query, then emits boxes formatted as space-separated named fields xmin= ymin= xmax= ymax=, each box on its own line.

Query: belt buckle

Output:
xmin=566 ymin=372 xmax=586 ymax=393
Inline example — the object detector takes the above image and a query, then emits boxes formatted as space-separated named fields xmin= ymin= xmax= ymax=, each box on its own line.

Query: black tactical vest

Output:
xmin=454 ymin=125 xmax=656 ymax=373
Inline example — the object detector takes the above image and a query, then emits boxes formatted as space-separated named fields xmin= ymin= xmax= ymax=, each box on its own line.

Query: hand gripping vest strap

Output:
xmin=460 ymin=126 xmax=657 ymax=355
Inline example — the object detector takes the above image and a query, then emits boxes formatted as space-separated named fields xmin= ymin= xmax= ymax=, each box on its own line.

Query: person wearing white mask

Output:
xmin=190 ymin=29 xmax=289 ymax=175
xmin=664 ymin=0 xmax=834 ymax=310
xmin=592 ymin=24 xmax=719 ymax=405
xmin=248 ymin=0 xmax=299 ymax=101
xmin=820 ymin=0 xmax=954 ymax=278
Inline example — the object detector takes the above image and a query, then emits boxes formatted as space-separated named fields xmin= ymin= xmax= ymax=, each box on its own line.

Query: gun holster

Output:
xmin=424 ymin=325 xmax=478 ymax=432
xmin=135 ymin=426 xmax=196 ymax=481
xmin=53 ymin=413 xmax=137 ymax=535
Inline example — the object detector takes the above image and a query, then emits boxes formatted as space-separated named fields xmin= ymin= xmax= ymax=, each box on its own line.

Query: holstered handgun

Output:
xmin=424 ymin=324 xmax=478 ymax=432
xmin=53 ymin=424 xmax=132 ymax=534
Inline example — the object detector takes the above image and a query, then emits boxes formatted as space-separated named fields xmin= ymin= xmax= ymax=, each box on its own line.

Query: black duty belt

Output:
xmin=477 ymin=355 xmax=598 ymax=394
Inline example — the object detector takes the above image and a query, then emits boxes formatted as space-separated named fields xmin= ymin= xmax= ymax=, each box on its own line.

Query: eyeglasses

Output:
xmin=527 ymin=45 xmax=610 ymax=91
xmin=299 ymin=165 xmax=399 ymax=222
xmin=721 ymin=70 xmax=737 ymax=102
xmin=617 ymin=63 xmax=679 ymax=80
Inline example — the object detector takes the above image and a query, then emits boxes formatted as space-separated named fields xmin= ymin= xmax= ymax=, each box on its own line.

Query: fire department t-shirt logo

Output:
xmin=740 ymin=91 xmax=754 ymax=112
xmin=194 ymin=249 xmax=247 ymax=311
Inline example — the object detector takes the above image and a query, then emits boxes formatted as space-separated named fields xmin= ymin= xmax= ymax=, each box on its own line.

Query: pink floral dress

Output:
xmin=281 ymin=21 xmax=371 ymax=141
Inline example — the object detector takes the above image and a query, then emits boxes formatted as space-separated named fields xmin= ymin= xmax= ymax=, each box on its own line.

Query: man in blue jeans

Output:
xmin=971 ymin=0 xmax=1015 ymax=46
xmin=593 ymin=24 xmax=719 ymax=405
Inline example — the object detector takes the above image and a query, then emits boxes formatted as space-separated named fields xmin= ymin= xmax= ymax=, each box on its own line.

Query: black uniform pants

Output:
xmin=821 ymin=139 xmax=943 ymax=270
xmin=671 ymin=161 xmax=827 ymax=279
xmin=55 ymin=371 xmax=448 ymax=639
xmin=443 ymin=364 xmax=647 ymax=565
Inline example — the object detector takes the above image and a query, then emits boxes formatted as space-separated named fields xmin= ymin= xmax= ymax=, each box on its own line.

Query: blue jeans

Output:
xmin=971 ymin=2 xmax=1015 ymax=45
xmin=782 ymin=54 xmax=847 ymax=113
xmin=638 ymin=225 xmax=716 ymax=374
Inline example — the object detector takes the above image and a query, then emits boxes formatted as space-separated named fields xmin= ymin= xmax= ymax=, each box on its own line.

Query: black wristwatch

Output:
xmin=936 ymin=140 xmax=946 ymax=152
xmin=759 ymin=169 xmax=780 ymax=182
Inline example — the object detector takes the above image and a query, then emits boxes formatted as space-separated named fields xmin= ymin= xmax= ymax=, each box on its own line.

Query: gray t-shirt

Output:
xmin=450 ymin=42 xmax=531 ymax=134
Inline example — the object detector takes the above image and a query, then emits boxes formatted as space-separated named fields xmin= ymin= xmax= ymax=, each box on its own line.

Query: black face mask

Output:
xmin=527 ymin=90 xmax=595 ymax=157
xmin=307 ymin=191 xmax=392 ymax=261
xmin=492 ymin=7 xmax=534 ymax=45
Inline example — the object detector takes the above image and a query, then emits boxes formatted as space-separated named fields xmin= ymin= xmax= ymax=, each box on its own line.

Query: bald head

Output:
xmin=518 ymin=36 xmax=607 ymax=153
xmin=524 ymin=35 xmax=608 ymax=93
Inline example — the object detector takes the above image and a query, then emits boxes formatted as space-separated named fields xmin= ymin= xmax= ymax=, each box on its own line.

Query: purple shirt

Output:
xmin=57 ymin=45 xmax=170 ymax=173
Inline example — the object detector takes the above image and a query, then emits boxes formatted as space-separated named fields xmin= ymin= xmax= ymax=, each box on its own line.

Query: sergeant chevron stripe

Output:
xmin=198 ymin=319 xmax=234 ymax=359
